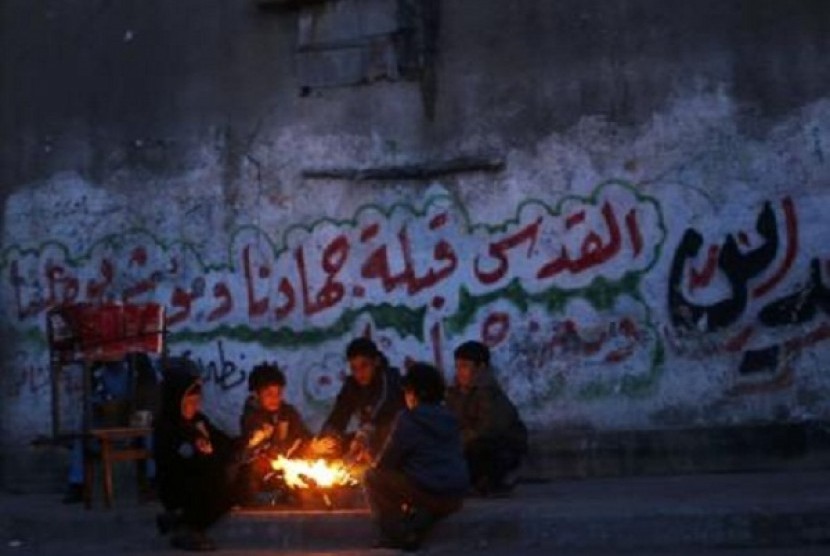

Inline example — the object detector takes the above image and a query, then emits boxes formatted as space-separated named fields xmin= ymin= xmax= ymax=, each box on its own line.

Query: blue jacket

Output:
xmin=375 ymin=403 xmax=470 ymax=496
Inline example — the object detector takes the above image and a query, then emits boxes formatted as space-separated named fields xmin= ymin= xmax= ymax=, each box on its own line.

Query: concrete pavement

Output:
xmin=2 ymin=470 xmax=829 ymax=554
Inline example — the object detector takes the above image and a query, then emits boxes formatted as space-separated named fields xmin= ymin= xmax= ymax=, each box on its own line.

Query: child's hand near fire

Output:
xmin=349 ymin=443 xmax=372 ymax=464
xmin=308 ymin=436 xmax=338 ymax=456
xmin=195 ymin=436 xmax=213 ymax=455
xmin=195 ymin=422 xmax=214 ymax=454
xmin=248 ymin=424 xmax=274 ymax=448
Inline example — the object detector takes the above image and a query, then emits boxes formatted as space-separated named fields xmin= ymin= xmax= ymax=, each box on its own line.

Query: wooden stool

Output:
xmin=83 ymin=427 xmax=152 ymax=509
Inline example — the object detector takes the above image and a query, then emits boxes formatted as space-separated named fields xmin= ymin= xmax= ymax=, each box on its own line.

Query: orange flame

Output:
xmin=270 ymin=456 xmax=357 ymax=489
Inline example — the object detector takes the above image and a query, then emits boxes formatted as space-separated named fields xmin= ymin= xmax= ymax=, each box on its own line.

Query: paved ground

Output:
xmin=6 ymin=544 xmax=830 ymax=556
xmin=2 ymin=470 xmax=830 ymax=554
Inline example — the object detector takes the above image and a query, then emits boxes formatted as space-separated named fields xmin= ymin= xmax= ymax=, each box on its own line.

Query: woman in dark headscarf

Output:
xmin=153 ymin=357 xmax=234 ymax=551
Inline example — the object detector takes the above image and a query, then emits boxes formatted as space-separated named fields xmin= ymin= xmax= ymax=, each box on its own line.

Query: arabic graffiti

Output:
xmin=736 ymin=258 xmax=830 ymax=380
xmin=666 ymin=195 xmax=830 ymax=393
xmin=3 ymin=181 xmax=664 ymax=347
xmin=192 ymin=341 xmax=248 ymax=392
xmin=2 ymin=180 xmax=668 ymax=417
xmin=668 ymin=200 xmax=783 ymax=332
xmin=4 ymin=349 xmax=83 ymax=410
xmin=758 ymin=258 xmax=830 ymax=327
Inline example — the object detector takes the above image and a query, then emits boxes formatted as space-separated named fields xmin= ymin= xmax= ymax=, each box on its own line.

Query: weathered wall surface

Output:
xmin=2 ymin=0 xmax=830 ymax=472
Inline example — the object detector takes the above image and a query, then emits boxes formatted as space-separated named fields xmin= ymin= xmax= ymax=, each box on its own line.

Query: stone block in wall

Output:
xmin=297 ymin=0 xmax=399 ymax=47
xmin=295 ymin=0 xmax=431 ymax=89
xmin=297 ymin=35 xmax=401 ymax=88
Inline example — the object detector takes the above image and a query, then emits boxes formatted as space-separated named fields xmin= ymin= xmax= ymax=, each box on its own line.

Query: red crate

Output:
xmin=79 ymin=303 xmax=126 ymax=361
xmin=48 ymin=302 xmax=165 ymax=361
xmin=123 ymin=303 xmax=164 ymax=354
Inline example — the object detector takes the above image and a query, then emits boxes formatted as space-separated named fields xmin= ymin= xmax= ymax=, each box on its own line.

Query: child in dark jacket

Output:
xmin=154 ymin=357 xmax=235 ymax=551
xmin=320 ymin=338 xmax=405 ymax=462
xmin=446 ymin=341 xmax=528 ymax=496
xmin=237 ymin=362 xmax=334 ymax=505
xmin=364 ymin=362 xmax=469 ymax=551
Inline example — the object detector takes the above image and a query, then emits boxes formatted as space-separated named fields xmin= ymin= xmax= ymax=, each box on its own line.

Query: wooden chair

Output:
xmin=83 ymin=427 xmax=153 ymax=509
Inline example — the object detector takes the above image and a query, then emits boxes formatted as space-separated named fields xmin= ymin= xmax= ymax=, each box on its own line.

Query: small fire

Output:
xmin=270 ymin=456 xmax=357 ymax=489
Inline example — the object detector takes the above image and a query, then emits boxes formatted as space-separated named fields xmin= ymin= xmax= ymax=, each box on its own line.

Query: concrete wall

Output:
xmin=2 ymin=0 xmax=830 ymax=474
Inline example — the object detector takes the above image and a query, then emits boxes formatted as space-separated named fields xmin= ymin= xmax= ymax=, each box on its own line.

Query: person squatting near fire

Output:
xmin=446 ymin=340 xmax=528 ymax=497
xmin=319 ymin=338 xmax=405 ymax=463
xmin=236 ymin=362 xmax=336 ymax=505
xmin=154 ymin=357 xmax=235 ymax=551
xmin=364 ymin=362 xmax=470 ymax=551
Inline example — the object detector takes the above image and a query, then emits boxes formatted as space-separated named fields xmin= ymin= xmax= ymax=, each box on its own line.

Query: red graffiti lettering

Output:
xmin=753 ymin=197 xmax=798 ymax=298
xmin=625 ymin=209 xmax=643 ymax=257
xmin=565 ymin=211 xmax=586 ymax=230
xmin=297 ymin=235 xmax=349 ymax=316
xmin=360 ymin=223 xmax=380 ymax=243
xmin=475 ymin=218 xmax=542 ymax=285
xmin=274 ymin=277 xmax=296 ymax=319
xmin=167 ymin=286 xmax=192 ymax=327
xmin=243 ymin=245 xmax=271 ymax=318
xmin=537 ymin=202 xmax=622 ymax=279
xmin=688 ymin=245 xmax=720 ymax=291
xmin=86 ymin=259 xmax=114 ymax=302
xmin=429 ymin=213 xmax=448 ymax=230
xmin=361 ymin=226 xmax=457 ymax=295
xmin=207 ymin=282 xmax=233 ymax=321
xmin=129 ymin=246 xmax=148 ymax=267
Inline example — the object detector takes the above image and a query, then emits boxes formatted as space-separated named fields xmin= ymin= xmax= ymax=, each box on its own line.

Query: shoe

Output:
xmin=501 ymin=466 xmax=521 ymax=490
xmin=400 ymin=528 xmax=424 ymax=552
xmin=374 ymin=517 xmax=406 ymax=550
xmin=61 ymin=484 xmax=84 ymax=504
xmin=156 ymin=511 xmax=182 ymax=536
xmin=170 ymin=528 xmax=216 ymax=551
xmin=405 ymin=507 xmax=436 ymax=535
xmin=400 ymin=507 xmax=434 ymax=551
xmin=488 ymin=470 xmax=519 ymax=498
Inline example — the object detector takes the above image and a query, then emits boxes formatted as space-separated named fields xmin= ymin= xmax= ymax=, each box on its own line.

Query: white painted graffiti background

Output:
xmin=3 ymin=93 xmax=830 ymax=443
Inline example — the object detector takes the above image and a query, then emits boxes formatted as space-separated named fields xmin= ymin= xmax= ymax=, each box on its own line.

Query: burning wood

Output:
xmin=269 ymin=456 xmax=358 ymax=490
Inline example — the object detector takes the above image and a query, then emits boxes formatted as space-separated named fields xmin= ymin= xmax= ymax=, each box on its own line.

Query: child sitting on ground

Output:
xmin=154 ymin=357 xmax=235 ymax=551
xmin=238 ymin=362 xmax=334 ymax=504
xmin=446 ymin=341 xmax=528 ymax=497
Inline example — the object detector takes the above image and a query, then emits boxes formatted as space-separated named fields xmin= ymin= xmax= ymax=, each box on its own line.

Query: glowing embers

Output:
xmin=248 ymin=457 xmax=366 ymax=511
xmin=270 ymin=456 xmax=358 ymax=490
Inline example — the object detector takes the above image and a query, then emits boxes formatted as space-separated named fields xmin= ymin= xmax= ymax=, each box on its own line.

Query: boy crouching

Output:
xmin=364 ymin=362 xmax=469 ymax=551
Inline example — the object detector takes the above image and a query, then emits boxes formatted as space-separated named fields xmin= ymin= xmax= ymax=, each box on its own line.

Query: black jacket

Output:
xmin=153 ymin=366 xmax=233 ymax=512
xmin=375 ymin=403 xmax=470 ymax=496
xmin=320 ymin=364 xmax=404 ymax=446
